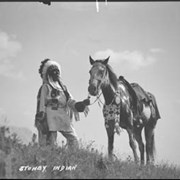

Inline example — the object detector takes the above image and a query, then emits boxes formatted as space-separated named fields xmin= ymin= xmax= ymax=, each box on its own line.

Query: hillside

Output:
xmin=8 ymin=126 xmax=34 ymax=145
xmin=0 ymin=125 xmax=180 ymax=179
xmin=0 ymin=122 xmax=34 ymax=145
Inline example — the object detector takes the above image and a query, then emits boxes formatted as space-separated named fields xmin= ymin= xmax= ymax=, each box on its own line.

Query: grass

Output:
xmin=0 ymin=125 xmax=180 ymax=179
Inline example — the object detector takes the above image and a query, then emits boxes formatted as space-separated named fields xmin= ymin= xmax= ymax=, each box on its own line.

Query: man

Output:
xmin=35 ymin=58 xmax=90 ymax=148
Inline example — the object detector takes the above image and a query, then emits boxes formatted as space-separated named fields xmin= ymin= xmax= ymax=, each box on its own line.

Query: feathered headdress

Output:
xmin=38 ymin=59 xmax=80 ymax=122
xmin=39 ymin=58 xmax=62 ymax=90
xmin=39 ymin=59 xmax=61 ymax=81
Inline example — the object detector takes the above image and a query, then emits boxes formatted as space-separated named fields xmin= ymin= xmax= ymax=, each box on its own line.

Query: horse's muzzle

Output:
xmin=88 ymin=85 xmax=98 ymax=96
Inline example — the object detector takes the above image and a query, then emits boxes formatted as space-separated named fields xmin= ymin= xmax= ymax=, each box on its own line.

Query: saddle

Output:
xmin=130 ymin=83 xmax=152 ymax=104
xmin=118 ymin=76 xmax=161 ymax=120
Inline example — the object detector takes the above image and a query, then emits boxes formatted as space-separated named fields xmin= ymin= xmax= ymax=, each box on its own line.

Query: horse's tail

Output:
xmin=147 ymin=92 xmax=161 ymax=120
xmin=145 ymin=125 xmax=156 ymax=163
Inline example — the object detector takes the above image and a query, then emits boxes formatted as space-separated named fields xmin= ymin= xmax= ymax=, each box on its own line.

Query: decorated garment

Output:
xmin=36 ymin=59 xmax=83 ymax=132
xmin=103 ymin=87 xmax=122 ymax=135
xmin=39 ymin=81 xmax=79 ymax=132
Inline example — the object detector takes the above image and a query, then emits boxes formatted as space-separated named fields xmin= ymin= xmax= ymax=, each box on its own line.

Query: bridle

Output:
xmin=88 ymin=60 xmax=122 ymax=134
xmin=88 ymin=63 xmax=107 ymax=107
xmin=88 ymin=63 xmax=119 ymax=107
xmin=87 ymin=92 xmax=103 ymax=107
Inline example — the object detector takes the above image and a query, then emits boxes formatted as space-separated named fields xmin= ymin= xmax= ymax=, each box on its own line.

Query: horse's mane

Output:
xmin=93 ymin=60 xmax=118 ymax=91
xmin=106 ymin=64 xmax=118 ymax=91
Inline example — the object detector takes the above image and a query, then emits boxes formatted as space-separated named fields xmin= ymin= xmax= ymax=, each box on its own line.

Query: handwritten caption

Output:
xmin=19 ymin=165 xmax=77 ymax=172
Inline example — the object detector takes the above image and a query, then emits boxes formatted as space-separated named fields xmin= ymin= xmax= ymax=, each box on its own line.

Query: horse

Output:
xmin=87 ymin=56 xmax=161 ymax=165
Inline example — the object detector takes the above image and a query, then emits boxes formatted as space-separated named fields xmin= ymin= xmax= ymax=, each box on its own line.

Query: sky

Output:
xmin=0 ymin=1 xmax=180 ymax=167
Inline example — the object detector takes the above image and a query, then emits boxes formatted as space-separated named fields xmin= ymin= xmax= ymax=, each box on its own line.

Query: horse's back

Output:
xmin=131 ymin=83 xmax=151 ymax=103
xmin=131 ymin=83 xmax=161 ymax=120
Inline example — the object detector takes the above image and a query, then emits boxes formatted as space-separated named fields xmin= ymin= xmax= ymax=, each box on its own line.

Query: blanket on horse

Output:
xmin=130 ymin=83 xmax=151 ymax=103
xmin=131 ymin=82 xmax=161 ymax=119
xmin=118 ymin=76 xmax=161 ymax=120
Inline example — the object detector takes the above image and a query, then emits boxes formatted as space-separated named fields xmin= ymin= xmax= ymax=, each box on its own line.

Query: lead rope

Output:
xmin=87 ymin=92 xmax=103 ymax=107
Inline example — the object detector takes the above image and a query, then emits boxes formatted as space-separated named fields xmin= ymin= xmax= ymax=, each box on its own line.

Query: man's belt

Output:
xmin=46 ymin=99 xmax=65 ymax=110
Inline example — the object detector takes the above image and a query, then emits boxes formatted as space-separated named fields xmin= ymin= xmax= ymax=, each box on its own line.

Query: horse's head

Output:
xmin=88 ymin=56 xmax=110 ymax=96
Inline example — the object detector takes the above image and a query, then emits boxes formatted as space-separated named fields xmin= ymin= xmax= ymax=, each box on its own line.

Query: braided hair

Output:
xmin=38 ymin=58 xmax=50 ymax=78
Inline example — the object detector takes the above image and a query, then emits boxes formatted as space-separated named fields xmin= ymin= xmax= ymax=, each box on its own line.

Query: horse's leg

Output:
xmin=126 ymin=128 xmax=139 ymax=163
xmin=105 ymin=120 xmax=115 ymax=160
xmin=144 ymin=120 xmax=156 ymax=165
xmin=134 ymin=127 xmax=145 ymax=165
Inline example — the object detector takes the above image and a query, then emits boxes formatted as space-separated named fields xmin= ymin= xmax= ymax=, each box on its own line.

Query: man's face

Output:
xmin=48 ymin=66 xmax=60 ymax=81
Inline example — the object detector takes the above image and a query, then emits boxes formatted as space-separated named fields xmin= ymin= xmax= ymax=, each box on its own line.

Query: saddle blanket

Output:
xmin=131 ymin=83 xmax=161 ymax=119
xmin=131 ymin=83 xmax=151 ymax=103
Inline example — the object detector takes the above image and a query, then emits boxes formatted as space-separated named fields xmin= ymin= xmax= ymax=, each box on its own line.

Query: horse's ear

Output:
xmin=89 ymin=56 xmax=95 ymax=65
xmin=103 ymin=56 xmax=110 ymax=65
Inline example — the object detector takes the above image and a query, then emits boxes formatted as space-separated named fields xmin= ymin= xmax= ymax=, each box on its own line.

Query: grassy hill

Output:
xmin=0 ymin=125 xmax=180 ymax=179
xmin=0 ymin=121 xmax=34 ymax=145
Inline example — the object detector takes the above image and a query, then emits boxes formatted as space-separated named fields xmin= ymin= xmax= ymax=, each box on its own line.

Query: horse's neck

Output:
xmin=101 ymin=84 xmax=115 ymax=105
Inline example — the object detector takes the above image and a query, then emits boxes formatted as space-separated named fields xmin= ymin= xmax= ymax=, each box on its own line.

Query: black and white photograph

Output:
xmin=0 ymin=1 xmax=180 ymax=179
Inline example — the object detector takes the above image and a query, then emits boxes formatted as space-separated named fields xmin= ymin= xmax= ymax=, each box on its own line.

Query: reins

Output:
xmin=87 ymin=88 xmax=118 ymax=108
xmin=87 ymin=92 xmax=103 ymax=107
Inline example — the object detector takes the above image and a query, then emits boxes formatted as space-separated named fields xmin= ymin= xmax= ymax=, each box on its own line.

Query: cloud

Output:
xmin=93 ymin=49 xmax=157 ymax=70
xmin=149 ymin=48 xmax=164 ymax=53
xmin=0 ymin=31 xmax=21 ymax=59
xmin=0 ymin=30 xmax=23 ymax=79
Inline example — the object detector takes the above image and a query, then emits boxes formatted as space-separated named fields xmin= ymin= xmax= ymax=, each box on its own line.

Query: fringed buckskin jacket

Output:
xmin=38 ymin=82 xmax=80 ymax=132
